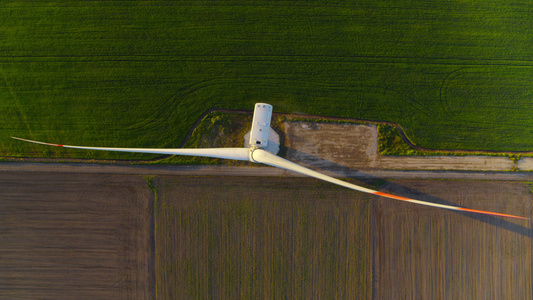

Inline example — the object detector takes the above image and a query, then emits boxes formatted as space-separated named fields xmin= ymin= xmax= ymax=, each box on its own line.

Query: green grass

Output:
xmin=378 ymin=124 xmax=424 ymax=156
xmin=377 ymin=124 xmax=533 ymax=159
xmin=2 ymin=1 xmax=533 ymax=160
xmin=160 ymin=111 xmax=254 ymax=165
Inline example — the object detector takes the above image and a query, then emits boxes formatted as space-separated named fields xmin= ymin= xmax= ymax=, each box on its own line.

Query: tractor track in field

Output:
xmin=2 ymin=54 xmax=533 ymax=67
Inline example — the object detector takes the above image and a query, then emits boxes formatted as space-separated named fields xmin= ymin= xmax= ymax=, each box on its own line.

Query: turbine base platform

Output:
xmin=244 ymin=128 xmax=279 ymax=155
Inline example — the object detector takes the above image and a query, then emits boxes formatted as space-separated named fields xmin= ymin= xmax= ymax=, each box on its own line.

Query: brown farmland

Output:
xmin=373 ymin=180 xmax=531 ymax=299
xmin=155 ymin=176 xmax=531 ymax=299
xmin=0 ymin=172 xmax=154 ymax=299
xmin=1 ymin=170 xmax=531 ymax=299
xmin=154 ymin=176 xmax=372 ymax=299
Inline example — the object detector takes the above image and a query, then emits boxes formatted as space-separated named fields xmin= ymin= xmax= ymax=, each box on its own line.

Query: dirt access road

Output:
xmin=4 ymin=120 xmax=533 ymax=177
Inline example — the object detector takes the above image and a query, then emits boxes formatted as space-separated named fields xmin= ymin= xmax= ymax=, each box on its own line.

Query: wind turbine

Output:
xmin=12 ymin=103 xmax=528 ymax=220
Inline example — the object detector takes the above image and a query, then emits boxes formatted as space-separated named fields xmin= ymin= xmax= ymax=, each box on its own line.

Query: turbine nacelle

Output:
xmin=249 ymin=103 xmax=272 ymax=148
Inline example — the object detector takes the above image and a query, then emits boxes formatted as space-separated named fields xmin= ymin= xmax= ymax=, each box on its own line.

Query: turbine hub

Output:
xmin=248 ymin=146 xmax=259 ymax=163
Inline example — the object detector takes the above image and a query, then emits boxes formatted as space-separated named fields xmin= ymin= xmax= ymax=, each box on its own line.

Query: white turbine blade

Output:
xmin=11 ymin=137 xmax=250 ymax=161
xmin=250 ymin=149 xmax=529 ymax=220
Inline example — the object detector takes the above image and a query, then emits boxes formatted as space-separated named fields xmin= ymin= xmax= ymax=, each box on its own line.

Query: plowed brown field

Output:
xmin=373 ymin=180 xmax=531 ymax=299
xmin=154 ymin=176 xmax=373 ymax=299
xmin=0 ymin=172 xmax=154 ymax=299
xmin=1 ymin=172 xmax=530 ymax=299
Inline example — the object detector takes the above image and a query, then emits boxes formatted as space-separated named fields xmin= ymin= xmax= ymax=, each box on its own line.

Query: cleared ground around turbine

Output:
xmin=283 ymin=122 xmax=517 ymax=172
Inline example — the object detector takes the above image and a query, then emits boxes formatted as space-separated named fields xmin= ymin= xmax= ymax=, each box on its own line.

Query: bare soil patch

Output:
xmin=284 ymin=122 xmax=379 ymax=170
xmin=517 ymin=157 xmax=533 ymax=171
xmin=0 ymin=172 xmax=154 ymax=299
xmin=284 ymin=122 xmax=516 ymax=171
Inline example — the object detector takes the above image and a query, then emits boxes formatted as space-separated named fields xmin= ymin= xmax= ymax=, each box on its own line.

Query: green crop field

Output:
xmin=2 ymin=1 xmax=532 ymax=160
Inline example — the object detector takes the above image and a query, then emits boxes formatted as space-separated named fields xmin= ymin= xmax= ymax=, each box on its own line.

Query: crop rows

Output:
xmin=1 ymin=1 xmax=532 ymax=160
xmin=154 ymin=176 xmax=372 ymax=299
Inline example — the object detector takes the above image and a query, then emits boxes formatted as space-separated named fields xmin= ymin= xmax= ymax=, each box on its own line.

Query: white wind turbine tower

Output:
xmin=12 ymin=103 xmax=528 ymax=220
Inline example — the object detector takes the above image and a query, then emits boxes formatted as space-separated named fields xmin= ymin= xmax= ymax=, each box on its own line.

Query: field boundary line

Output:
xmin=1 ymin=55 xmax=533 ymax=67
xmin=7 ymin=108 xmax=533 ymax=166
